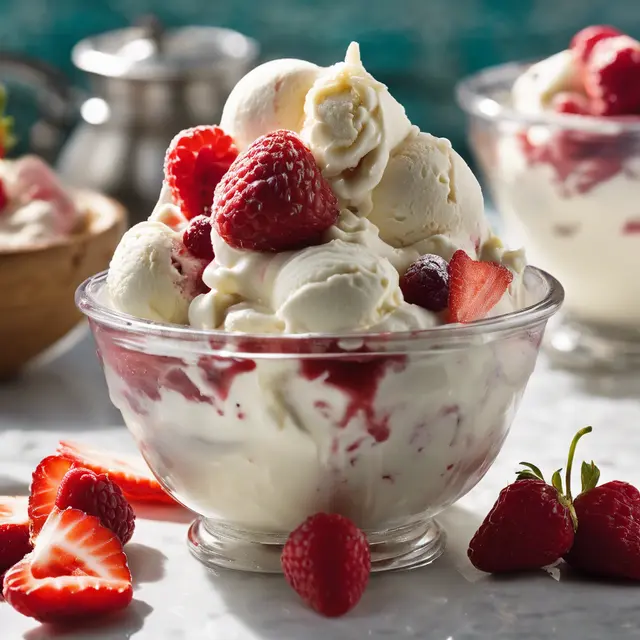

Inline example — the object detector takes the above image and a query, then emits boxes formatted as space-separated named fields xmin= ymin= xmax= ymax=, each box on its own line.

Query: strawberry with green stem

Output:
xmin=468 ymin=427 xmax=593 ymax=573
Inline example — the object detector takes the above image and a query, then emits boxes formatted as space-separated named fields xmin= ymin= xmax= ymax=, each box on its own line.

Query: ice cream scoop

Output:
xmin=107 ymin=221 xmax=206 ymax=324
xmin=220 ymin=58 xmax=322 ymax=151
xmin=367 ymin=131 xmax=489 ymax=252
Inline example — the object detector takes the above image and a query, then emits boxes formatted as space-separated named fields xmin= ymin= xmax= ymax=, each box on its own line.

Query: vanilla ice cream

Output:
xmin=107 ymin=221 xmax=207 ymax=324
xmin=0 ymin=156 xmax=83 ymax=249
xmin=368 ymin=131 xmax=490 ymax=252
xmin=220 ymin=58 xmax=322 ymax=151
xmin=109 ymin=42 xmax=525 ymax=332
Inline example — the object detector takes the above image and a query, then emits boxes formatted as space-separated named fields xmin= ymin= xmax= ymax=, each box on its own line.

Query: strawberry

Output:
xmin=183 ymin=215 xmax=215 ymax=261
xmin=165 ymin=125 xmax=238 ymax=220
xmin=447 ymin=250 xmax=513 ymax=323
xmin=55 ymin=467 xmax=136 ymax=545
xmin=468 ymin=427 xmax=593 ymax=573
xmin=281 ymin=512 xmax=371 ymax=617
xmin=213 ymin=130 xmax=339 ymax=252
xmin=56 ymin=441 xmax=176 ymax=505
xmin=0 ymin=497 xmax=32 ymax=576
xmin=3 ymin=507 xmax=132 ymax=623
xmin=400 ymin=254 xmax=450 ymax=312
xmin=29 ymin=455 xmax=75 ymax=540
xmin=565 ymin=478 xmax=640 ymax=580
xmin=570 ymin=25 xmax=622 ymax=65
xmin=0 ymin=178 xmax=8 ymax=213
xmin=584 ymin=35 xmax=640 ymax=116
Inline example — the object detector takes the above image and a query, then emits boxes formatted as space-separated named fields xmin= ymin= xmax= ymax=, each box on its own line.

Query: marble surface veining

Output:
xmin=1 ymin=326 xmax=640 ymax=639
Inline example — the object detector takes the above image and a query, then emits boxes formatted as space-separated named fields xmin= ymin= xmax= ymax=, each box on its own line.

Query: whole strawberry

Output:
xmin=213 ymin=130 xmax=339 ymax=252
xmin=468 ymin=428 xmax=593 ymax=573
xmin=584 ymin=35 xmax=640 ymax=116
xmin=54 ymin=467 xmax=135 ymax=545
xmin=565 ymin=477 xmax=640 ymax=580
xmin=281 ymin=512 xmax=370 ymax=617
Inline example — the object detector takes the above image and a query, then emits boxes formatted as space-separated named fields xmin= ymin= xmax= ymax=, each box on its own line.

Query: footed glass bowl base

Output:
xmin=187 ymin=516 xmax=446 ymax=574
xmin=545 ymin=315 xmax=640 ymax=371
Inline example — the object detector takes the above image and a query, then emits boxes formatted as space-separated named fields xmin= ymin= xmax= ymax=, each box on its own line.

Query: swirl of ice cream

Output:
xmin=300 ymin=42 xmax=414 ymax=213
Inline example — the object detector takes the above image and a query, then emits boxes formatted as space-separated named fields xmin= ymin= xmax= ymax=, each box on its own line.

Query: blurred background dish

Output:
xmin=457 ymin=25 xmax=640 ymax=370
xmin=0 ymin=189 xmax=125 ymax=378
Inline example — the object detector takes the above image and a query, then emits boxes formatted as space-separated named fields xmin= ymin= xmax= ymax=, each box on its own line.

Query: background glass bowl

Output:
xmin=457 ymin=62 xmax=640 ymax=371
xmin=77 ymin=267 xmax=562 ymax=573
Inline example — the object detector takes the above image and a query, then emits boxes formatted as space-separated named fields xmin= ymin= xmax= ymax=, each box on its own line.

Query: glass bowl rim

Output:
xmin=76 ymin=268 xmax=564 ymax=354
xmin=455 ymin=59 xmax=640 ymax=133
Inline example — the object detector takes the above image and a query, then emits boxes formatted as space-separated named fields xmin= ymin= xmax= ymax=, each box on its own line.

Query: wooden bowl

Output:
xmin=0 ymin=191 xmax=126 ymax=378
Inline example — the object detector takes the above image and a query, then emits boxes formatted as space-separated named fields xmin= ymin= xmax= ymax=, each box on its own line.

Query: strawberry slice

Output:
xmin=56 ymin=441 xmax=176 ymax=505
xmin=0 ymin=496 xmax=32 ymax=576
xmin=3 ymin=507 xmax=133 ymax=623
xmin=447 ymin=250 xmax=514 ymax=324
xmin=29 ymin=455 xmax=75 ymax=541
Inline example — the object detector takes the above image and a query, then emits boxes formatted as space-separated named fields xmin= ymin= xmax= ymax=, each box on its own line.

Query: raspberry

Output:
xmin=54 ymin=467 xmax=136 ymax=545
xmin=468 ymin=428 xmax=596 ymax=573
xmin=570 ymin=25 xmax=622 ymax=65
xmin=183 ymin=215 xmax=214 ymax=261
xmin=165 ymin=125 xmax=238 ymax=220
xmin=281 ymin=512 xmax=370 ymax=617
xmin=400 ymin=254 xmax=450 ymax=312
xmin=213 ymin=130 xmax=339 ymax=252
xmin=584 ymin=35 xmax=640 ymax=116
xmin=565 ymin=480 xmax=640 ymax=580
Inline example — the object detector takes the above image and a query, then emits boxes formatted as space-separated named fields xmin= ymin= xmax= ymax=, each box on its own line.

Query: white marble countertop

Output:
xmin=2 ymin=326 xmax=640 ymax=639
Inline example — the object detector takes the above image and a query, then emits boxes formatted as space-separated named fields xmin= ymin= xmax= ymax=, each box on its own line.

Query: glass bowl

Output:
xmin=77 ymin=268 xmax=562 ymax=573
xmin=457 ymin=62 xmax=640 ymax=370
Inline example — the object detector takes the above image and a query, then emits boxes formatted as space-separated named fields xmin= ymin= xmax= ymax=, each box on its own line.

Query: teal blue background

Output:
xmin=1 ymin=0 xmax=638 ymax=155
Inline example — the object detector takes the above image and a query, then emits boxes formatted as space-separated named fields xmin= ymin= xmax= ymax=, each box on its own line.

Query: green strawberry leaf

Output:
xmin=551 ymin=469 xmax=564 ymax=494
xmin=516 ymin=470 xmax=542 ymax=482
xmin=517 ymin=462 xmax=545 ymax=481
xmin=580 ymin=460 xmax=600 ymax=494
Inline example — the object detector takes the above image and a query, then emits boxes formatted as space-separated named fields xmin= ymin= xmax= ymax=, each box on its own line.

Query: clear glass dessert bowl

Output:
xmin=77 ymin=267 xmax=562 ymax=573
xmin=457 ymin=62 xmax=640 ymax=370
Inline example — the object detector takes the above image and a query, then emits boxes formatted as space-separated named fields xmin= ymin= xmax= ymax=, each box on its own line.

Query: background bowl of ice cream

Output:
xmin=0 ymin=176 xmax=126 ymax=378
xmin=457 ymin=29 xmax=640 ymax=369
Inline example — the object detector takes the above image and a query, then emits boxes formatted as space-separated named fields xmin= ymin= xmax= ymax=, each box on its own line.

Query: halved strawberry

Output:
xmin=29 ymin=456 xmax=75 ymax=541
xmin=3 ymin=507 xmax=132 ymax=623
xmin=0 ymin=496 xmax=32 ymax=576
xmin=56 ymin=441 xmax=176 ymax=505
xmin=447 ymin=250 xmax=514 ymax=324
